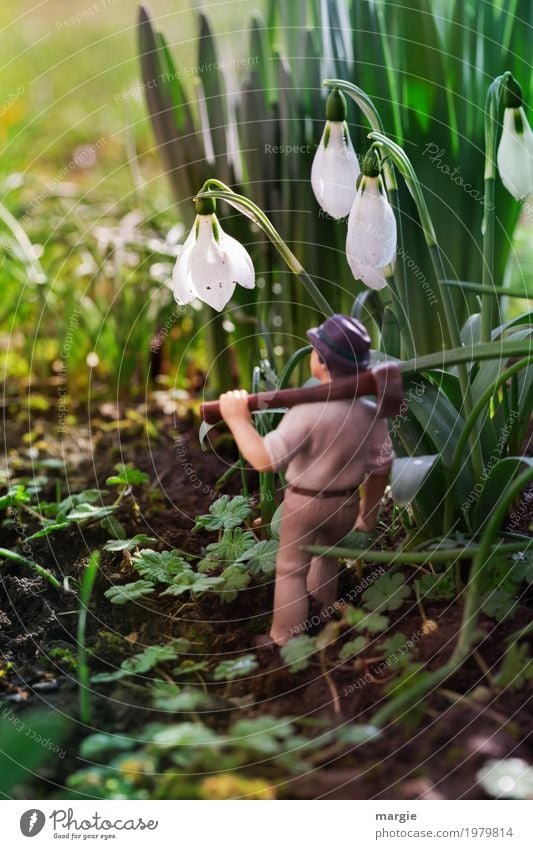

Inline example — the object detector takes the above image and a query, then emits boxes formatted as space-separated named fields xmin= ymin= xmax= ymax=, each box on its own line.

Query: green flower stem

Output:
xmin=0 ymin=547 xmax=61 ymax=589
xmin=481 ymin=75 xmax=506 ymax=343
xmin=78 ymin=551 xmax=100 ymax=724
xmin=304 ymin=541 xmax=526 ymax=563
xmin=369 ymin=132 xmax=483 ymax=481
xmin=371 ymin=467 xmax=533 ymax=728
xmin=444 ymin=356 xmax=532 ymax=530
xmin=206 ymin=309 xmax=234 ymax=394
xmin=195 ymin=180 xmax=334 ymax=317
xmin=400 ymin=338 xmax=532 ymax=373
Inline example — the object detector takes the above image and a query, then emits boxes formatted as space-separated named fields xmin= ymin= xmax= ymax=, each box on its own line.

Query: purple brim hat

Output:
xmin=307 ymin=314 xmax=371 ymax=374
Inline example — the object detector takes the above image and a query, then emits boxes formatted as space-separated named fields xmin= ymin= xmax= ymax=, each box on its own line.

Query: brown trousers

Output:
xmin=270 ymin=488 xmax=359 ymax=646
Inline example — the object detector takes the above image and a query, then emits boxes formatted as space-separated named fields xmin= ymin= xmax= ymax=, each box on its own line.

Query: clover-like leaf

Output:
xmin=161 ymin=572 xmax=224 ymax=598
xmin=198 ymin=528 xmax=255 ymax=572
xmin=481 ymin=590 xmax=516 ymax=622
xmin=104 ymin=580 xmax=155 ymax=605
xmin=215 ymin=564 xmax=251 ymax=603
xmin=106 ymin=463 xmax=149 ymax=487
xmin=93 ymin=639 xmax=191 ymax=684
xmin=132 ymin=549 xmax=192 ymax=584
xmin=68 ymin=502 xmax=117 ymax=522
xmin=415 ymin=570 xmax=455 ymax=601
xmin=104 ymin=534 xmax=157 ymax=552
xmin=236 ymin=539 xmax=279 ymax=576
xmin=229 ymin=716 xmax=294 ymax=755
xmin=280 ymin=635 xmax=317 ymax=672
xmin=151 ymin=682 xmax=217 ymax=712
xmin=362 ymin=572 xmax=411 ymax=613
xmin=149 ymin=722 xmax=221 ymax=750
xmin=193 ymin=495 xmax=252 ymax=531
xmin=339 ymin=636 xmax=367 ymax=660
xmin=342 ymin=605 xmax=390 ymax=634
xmin=213 ymin=654 xmax=258 ymax=681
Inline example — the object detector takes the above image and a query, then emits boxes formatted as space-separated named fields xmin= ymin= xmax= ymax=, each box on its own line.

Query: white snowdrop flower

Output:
xmin=497 ymin=87 xmax=533 ymax=200
xmin=172 ymin=197 xmax=255 ymax=312
xmin=311 ymin=88 xmax=360 ymax=219
xmin=346 ymin=152 xmax=396 ymax=290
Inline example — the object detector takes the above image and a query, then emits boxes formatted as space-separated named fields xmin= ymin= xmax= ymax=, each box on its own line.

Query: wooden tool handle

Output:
xmin=200 ymin=371 xmax=378 ymax=424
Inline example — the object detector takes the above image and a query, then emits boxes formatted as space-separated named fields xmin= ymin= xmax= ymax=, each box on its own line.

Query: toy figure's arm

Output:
xmin=219 ymin=390 xmax=274 ymax=472
xmin=355 ymin=471 xmax=389 ymax=531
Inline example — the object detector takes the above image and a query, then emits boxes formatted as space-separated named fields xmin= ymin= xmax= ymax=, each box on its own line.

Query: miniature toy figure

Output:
xmin=219 ymin=314 xmax=398 ymax=648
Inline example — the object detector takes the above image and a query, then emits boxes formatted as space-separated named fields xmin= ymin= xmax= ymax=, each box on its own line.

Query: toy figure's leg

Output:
xmin=270 ymin=491 xmax=359 ymax=646
xmin=269 ymin=490 xmax=325 ymax=646
xmin=307 ymin=493 xmax=359 ymax=611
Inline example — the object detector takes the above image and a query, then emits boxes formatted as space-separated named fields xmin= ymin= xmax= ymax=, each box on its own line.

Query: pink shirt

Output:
xmin=262 ymin=397 xmax=394 ymax=491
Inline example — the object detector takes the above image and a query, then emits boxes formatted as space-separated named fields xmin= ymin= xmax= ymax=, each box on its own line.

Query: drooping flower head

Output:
xmin=345 ymin=148 xmax=397 ymax=290
xmin=311 ymin=88 xmax=360 ymax=219
xmin=497 ymin=75 xmax=533 ymax=200
xmin=172 ymin=194 xmax=255 ymax=311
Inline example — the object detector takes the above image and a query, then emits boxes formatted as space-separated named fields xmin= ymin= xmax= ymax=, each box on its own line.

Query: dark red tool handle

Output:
xmin=200 ymin=371 xmax=378 ymax=424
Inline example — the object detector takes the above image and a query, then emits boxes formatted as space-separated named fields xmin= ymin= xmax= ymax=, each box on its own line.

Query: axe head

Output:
xmin=370 ymin=363 xmax=404 ymax=418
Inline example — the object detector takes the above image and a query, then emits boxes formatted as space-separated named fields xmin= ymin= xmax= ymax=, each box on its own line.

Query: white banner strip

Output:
xmin=3 ymin=799 xmax=531 ymax=848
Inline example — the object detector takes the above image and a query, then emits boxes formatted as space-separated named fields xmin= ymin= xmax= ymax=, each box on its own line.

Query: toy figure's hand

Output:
xmin=219 ymin=389 xmax=250 ymax=423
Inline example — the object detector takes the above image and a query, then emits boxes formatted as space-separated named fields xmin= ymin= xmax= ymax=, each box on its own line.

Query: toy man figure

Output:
xmin=219 ymin=314 xmax=395 ymax=648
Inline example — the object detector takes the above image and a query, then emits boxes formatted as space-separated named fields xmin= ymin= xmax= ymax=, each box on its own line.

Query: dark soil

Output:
xmin=0 ymin=398 xmax=531 ymax=800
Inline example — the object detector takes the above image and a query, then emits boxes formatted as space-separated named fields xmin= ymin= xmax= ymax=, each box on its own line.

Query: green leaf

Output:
xmin=215 ymin=564 xmax=251 ymax=603
xmin=25 ymin=522 xmax=70 ymax=541
xmin=390 ymin=455 xmax=440 ymax=506
xmin=161 ymin=571 xmax=224 ymax=598
xmin=236 ymin=539 xmax=279 ymax=575
xmin=481 ymin=590 xmax=516 ymax=622
xmin=132 ymin=549 xmax=192 ymax=584
xmin=104 ymin=580 xmax=155 ymax=605
xmin=213 ymin=654 xmax=258 ymax=681
xmin=415 ymin=571 xmax=455 ymax=601
xmin=151 ymin=682 xmax=217 ymax=712
xmin=362 ymin=573 xmax=412 ymax=613
xmin=100 ymin=515 xmax=126 ymax=539
xmin=339 ymin=636 xmax=367 ymax=660
xmin=150 ymin=722 xmax=221 ymax=750
xmin=229 ymin=716 xmax=294 ymax=754
xmin=193 ymin=495 xmax=252 ymax=531
xmin=472 ymin=458 xmax=533 ymax=533
xmin=0 ymin=484 xmax=30 ymax=511
xmin=270 ymin=503 xmax=283 ymax=539
xmin=335 ymin=725 xmax=381 ymax=745
xmin=79 ymin=733 xmax=136 ymax=759
xmin=511 ymin=551 xmax=533 ymax=585
xmin=106 ymin=463 xmax=149 ymax=487
xmin=198 ymin=528 xmax=255 ymax=572
xmin=280 ymin=635 xmax=317 ymax=672
xmin=93 ymin=639 xmax=190 ymax=683
xmin=342 ymin=606 xmax=390 ymax=634
xmin=103 ymin=534 xmax=157 ymax=552
xmin=495 ymin=643 xmax=533 ymax=692
xmin=67 ymin=503 xmax=117 ymax=523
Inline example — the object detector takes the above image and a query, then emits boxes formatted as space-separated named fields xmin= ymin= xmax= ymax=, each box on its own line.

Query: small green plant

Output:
xmin=213 ymin=655 xmax=258 ymax=681
xmin=78 ymin=551 xmax=100 ymax=723
xmin=280 ymin=636 xmax=317 ymax=672
xmin=93 ymin=639 xmax=191 ymax=684
xmin=193 ymin=495 xmax=252 ymax=531
xmin=362 ymin=572 xmax=412 ymax=613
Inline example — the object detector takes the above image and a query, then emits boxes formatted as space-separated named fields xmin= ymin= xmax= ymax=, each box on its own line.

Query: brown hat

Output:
xmin=307 ymin=314 xmax=371 ymax=374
